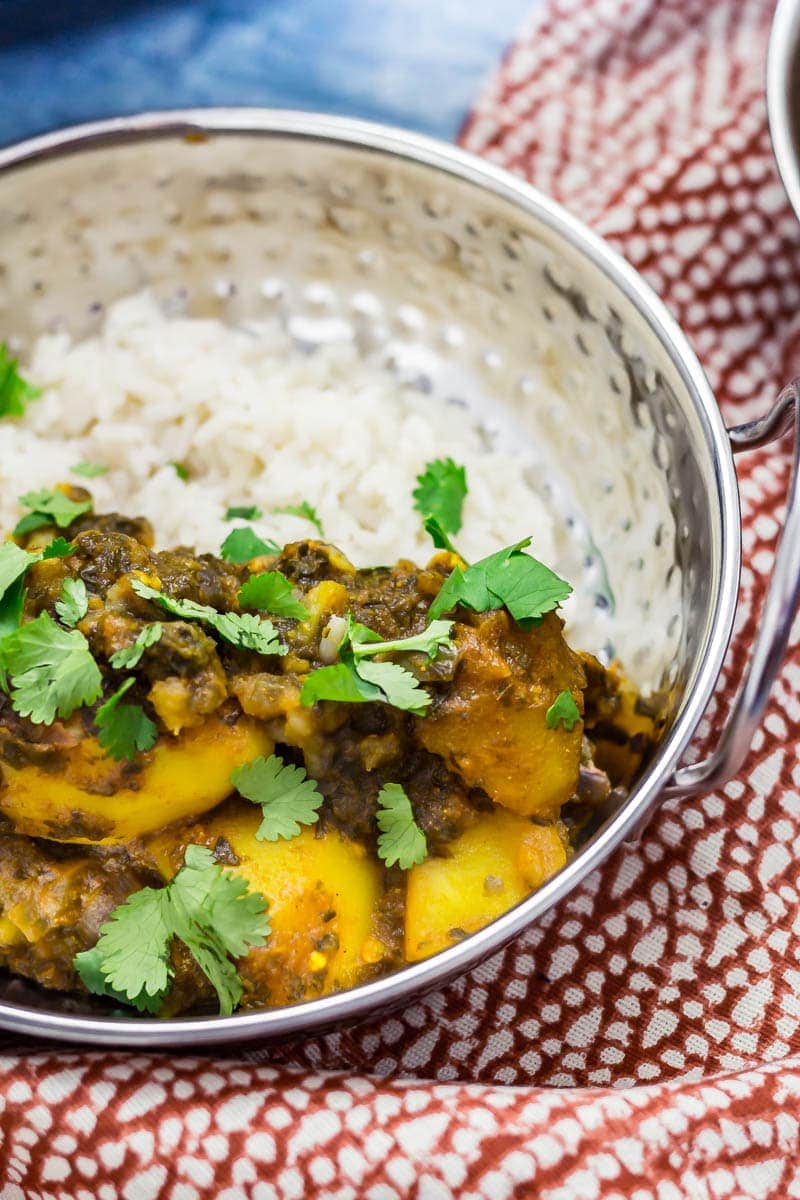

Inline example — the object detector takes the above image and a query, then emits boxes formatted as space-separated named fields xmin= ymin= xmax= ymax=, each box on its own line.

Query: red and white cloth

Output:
xmin=4 ymin=1 xmax=800 ymax=1195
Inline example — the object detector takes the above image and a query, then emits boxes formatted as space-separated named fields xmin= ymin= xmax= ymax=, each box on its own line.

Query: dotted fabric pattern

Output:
xmin=4 ymin=1 xmax=800 ymax=1196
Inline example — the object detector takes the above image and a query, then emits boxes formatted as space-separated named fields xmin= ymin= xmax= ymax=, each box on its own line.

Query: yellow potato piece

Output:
xmin=0 ymin=715 xmax=272 ymax=844
xmin=405 ymin=808 xmax=567 ymax=962
xmin=148 ymin=804 xmax=386 ymax=1006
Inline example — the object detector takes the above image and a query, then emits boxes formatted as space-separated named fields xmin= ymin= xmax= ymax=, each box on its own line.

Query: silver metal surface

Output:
xmin=0 ymin=108 xmax=769 ymax=1047
xmin=768 ymin=0 xmax=800 ymax=222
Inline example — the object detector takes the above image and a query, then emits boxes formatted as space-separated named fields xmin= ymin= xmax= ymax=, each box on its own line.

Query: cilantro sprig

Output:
xmin=226 ymin=505 xmax=263 ymax=521
xmin=0 ymin=611 xmax=102 ymax=724
xmin=428 ymin=538 xmax=572 ymax=625
xmin=131 ymin=579 xmax=286 ymax=656
xmin=238 ymin=571 xmax=309 ymax=621
xmin=55 ymin=578 xmax=88 ymax=628
xmin=545 ymin=689 xmax=581 ymax=732
xmin=0 ymin=345 xmax=41 ymax=419
xmin=376 ymin=783 xmax=427 ymax=869
xmin=273 ymin=501 xmax=325 ymax=539
xmin=74 ymin=844 xmax=270 ymax=1016
xmin=14 ymin=489 xmax=92 ymax=538
xmin=232 ymin=753 xmax=324 ymax=841
xmin=220 ymin=526 xmax=281 ymax=563
xmin=95 ymin=678 xmax=158 ymax=762
xmin=109 ymin=623 xmax=163 ymax=670
xmin=413 ymin=458 xmax=467 ymax=535
xmin=72 ymin=461 xmax=109 ymax=479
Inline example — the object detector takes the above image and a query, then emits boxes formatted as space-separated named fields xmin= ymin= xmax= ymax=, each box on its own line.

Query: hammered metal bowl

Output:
xmin=0 ymin=111 xmax=796 ymax=1047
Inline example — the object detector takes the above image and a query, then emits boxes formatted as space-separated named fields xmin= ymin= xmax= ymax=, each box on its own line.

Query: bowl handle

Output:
xmin=663 ymin=378 xmax=800 ymax=799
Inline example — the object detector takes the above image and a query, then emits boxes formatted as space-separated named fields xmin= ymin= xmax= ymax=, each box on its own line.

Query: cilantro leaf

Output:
xmin=376 ymin=783 xmax=427 ymax=869
xmin=109 ymin=623 xmax=163 ymax=669
xmin=131 ymin=579 xmax=286 ymax=656
xmin=14 ymin=489 xmax=92 ymax=538
xmin=413 ymin=458 xmax=467 ymax=535
xmin=0 ymin=578 xmax=25 ymax=691
xmin=72 ymin=461 xmax=109 ymax=479
xmin=55 ymin=578 xmax=88 ymax=628
xmin=0 ymin=612 xmax=102 ymax=724
xmin=238 ymin=571 xmax=309 ymax=621
xmin=76 ymin=845 xmax=270 ymax=1016
xmin=232 ymin=754 xmax=324 ymax=841
xmin=42 ymin=537 xmax=75 ymax=560
xmin=220 ymin=526 xmax=281 ymax=563
xmin=95 ymin=678 xmax=158 ymax=762
xmin=170 ymin=461 xmax=190 ymax=482
xmin=356 ymin=659 xmax=431 ymax=715
xmin=428 ymin=538 xmax=572 ymax=624
xmin=423 ymin=514 xmax=462 ymax=556
xmin=273 ymin=501 xmax=325 ymax=538
xmin=350 ymin=619 xmax=453 ymax=662
xmin=0 ymin=541 xmax=40 ymax=600
xmin=300 ymin=659 xmax=383 ymax=707
xmin=545 ymin=689 xmax=581 ymax=732
xmin=226 ymin=505 xmax=263 ymax=521
xmin=0 ymin=345 xmax=40 ymax=419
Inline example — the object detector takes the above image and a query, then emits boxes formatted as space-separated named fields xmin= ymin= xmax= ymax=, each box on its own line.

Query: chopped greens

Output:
xmin=74 ymin=844 xmax=270 ymax=1016
xmin=14 ymin=489 xmax=93 ymax=538
xmin=220 ymin=526 xmax=281 ymax=563
xmin=231 ymin=754 xmax=324 ymax=842
xmin=428 ymin=538 xmax=572 ymax=625
xmin=226 ymin=505 xmax=263 ymax=521
xmin=109 ymin=623 xmax=163 ymax=670
xmin=273 ymin=501 xmax=325 ymax=538
xmin=0 ymin=344 xmax=41 ymax=419
xmin=423 ymin=514 xmax=462 ymax=557
xmin=170 ymin=461 xmax=190 ymax=482
xmin=376 ymin=783 xmax=427 ymax=870
xmin=545 ymin=689 xmax=581 ymax=732
xmin=55 ymin=578 xmax=88 ymax=628
xmin=131 ymin=578 xmax=285 ymax=656
xmin=355 ymin=659 xmax=431 ymax=715
xmin=238 ymin=571 xmax=309 ymax=621
xmin=349 ymin=619 xmax=453 ymax=662
xmin=43 ymin=538 xmax=76 ymax=560
xmin=0 ymin=611 xmax=102 ymax=724
xmin=300 ymin=660 xmax=384 ymax=707
xmin=71 ymin=461 xmax=109 ymax=479
xmin=95 ymin=677 xmax=158 ymax=762
xmin=0 ymin=542 xmax=40 ymax=600
xmin=413 ymin=457 xmax=467 ymax=535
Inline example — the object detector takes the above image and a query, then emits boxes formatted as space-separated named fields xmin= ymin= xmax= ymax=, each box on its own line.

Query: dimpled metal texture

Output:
xmin=0 ymin=115 xmax=737 ymax=1044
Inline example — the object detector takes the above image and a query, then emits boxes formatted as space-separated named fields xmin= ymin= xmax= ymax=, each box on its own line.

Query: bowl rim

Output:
xmin=0 ymin=108 xmax=741 ymax=1046
xmin=768 ymin=0 xmax=800 ymax=223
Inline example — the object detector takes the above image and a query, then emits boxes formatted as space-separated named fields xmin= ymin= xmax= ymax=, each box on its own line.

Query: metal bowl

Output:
xmin=0 ymin=110 xmax=797 ymax=1047
xmin=768 ymin=0 xmax=800 ymax=222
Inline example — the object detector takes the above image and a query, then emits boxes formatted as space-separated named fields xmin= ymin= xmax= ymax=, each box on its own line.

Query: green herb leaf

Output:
xmin=220 ymin=526 xmax=281 ymax=563
xmin=0 ymin=541 xmax=40 ymax=601
xmin=413 ymin=457 xmax=467 ymax=535
xmin=423 ymin=514 xmax=462 ymax=557
xmin=0 ymin=345 xmax=41 ymax=419
xmin=75 ymin=844 xmax=270 ymax=1016
xmin=428 ymin=538 xmax=572 ymax=624
xmin=238 ymin=571 xmax=309 ymax=621
xmin=71 ymin=461 xmax=109 ymax=478
xmin=350 ymin=619 xmax=453 ymax=662
xmin=109 ymin=623 xmax=163 ymax=670
xmin=95 ymin=677 xmax=158 ymax=762
xmin=0 ymin=612 xmax=103 ymax=724
xmin=42 ymin=538 xmax=75 ymax=560
xmin=14 ymin=489 xmax=93 ymax=538
xmin=232 ymin=754 xmax=324 ymax=842
xmin=545 ymin=689 xmax=581 ymax=732
xmin=226 ymin=505 xmax=263 ymax=521
xmin=170 ymin=461 xmax=190 ymax=482
xmin=355 ymin=659 xmax=431 ymax=715
xmin=131 ymin=579 xmax=286 ymax=656
xmin=273 ymin=501 xmax=325 ymax=538
xmin=0 ymin=578 xmax=25 ymax=691
xmin=55 ymin=578 xmax=88 ymax=628
xmin=376 ymin=783 xmax=427 ymax=869
xmin=300 ymin=659 xmax=384 ymax=707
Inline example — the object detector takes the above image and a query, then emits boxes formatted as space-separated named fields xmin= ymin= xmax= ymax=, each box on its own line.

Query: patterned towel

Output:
xmin=4 ymin=1 xmax=800 ymax=1196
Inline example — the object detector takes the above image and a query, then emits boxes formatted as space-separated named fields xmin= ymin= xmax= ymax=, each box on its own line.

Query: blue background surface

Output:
xmin=0 ymin=1 xmax=533 ymax=147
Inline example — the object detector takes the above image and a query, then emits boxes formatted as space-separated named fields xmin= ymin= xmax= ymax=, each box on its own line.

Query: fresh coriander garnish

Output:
xmin=220 ymin=526 xmax=281 ymax=563
xmin=349 ymin=619 xmax=453 ymax=661
xmin=0 ymin=611 xmax=102 ymax=724
xmin=72 ymin=461 xmax=109 ymax=479
xmin=14 ymin=489 xmax=93 ymax=538
xmin=238 ymin=571 xmax=309 ymax=621
xmin=231 ymin=753 xmax=324 ymax=842
xmin=354 ymin=660 xmax=431 ymax=714
xmin=95 ymin=677 xmax=158 ymax=762
xmin=0 ymin=344 xmax=41 ymax=419
xmin=74 ymin=844 xmax=270 ymax=1016
xmin=226 ymin=505 xmax=263 ymax=521
xmin=413 ymin=457 xmax=467 ymax=535
xmin=109 ymin=623 xmax=163 ymax=670
xmin=428 ymin=537 xmax=572 ymax=625
xmin=376 ymin=783 xmax=427 ymax=869
xmin=131 ymin=578 xmax=286 ymax=656
xmin=170 ymin=461 xmax=190 ymax=482
xmin=423 ymin=514 xmax=462 ymax=557
xmin=55 ymin=578 xmax=88 ymax=628
xmin=273 ymin=501 xmax=325 ymax=538
xmin=0 ymin=542 xmax=40 ymax=600
xmin=42 ymin=537 xmax=75 ymax=560
xmin=545 ymin=689 xmax=581 ymax=732
xmin=0 ymin=579 xmax=25 ymax=691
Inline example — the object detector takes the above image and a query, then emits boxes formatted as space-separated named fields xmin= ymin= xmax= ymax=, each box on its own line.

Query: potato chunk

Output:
xmin=148 ymin=803 xmax=388 ymax=1006
xmin=0 ymin=715 xmax=272 ymax=844
xmin=405 ymin=808 xmax=567 ymax=961
xmin=418 ymin=610 xmax=585 ymax=818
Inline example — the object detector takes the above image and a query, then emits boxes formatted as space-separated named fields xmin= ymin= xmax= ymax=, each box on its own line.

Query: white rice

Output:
xmin=1 ymin=291 xmax=560 ymax=571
